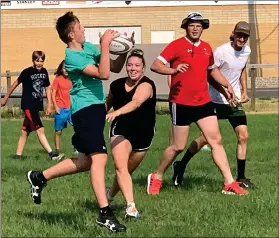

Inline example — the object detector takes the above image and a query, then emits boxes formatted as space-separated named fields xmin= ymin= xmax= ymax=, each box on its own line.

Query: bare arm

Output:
xmin=1 ymin=79 xmax=20 ymax=106
xmin=209 ymin=67 xmax=230 ymax=88
xmin=82 ymin=43 xmax=111 ymax=80
xmin=83 ymin=29 xmax=120 ymax=80
xmin=151 ymin=59 xmax=189 ymax=75
xmin=167 ymin=75 xmax=171 ymax=88
xmin=106 ymin=82 xmax=153 ymax=122
xmin=51 ymin=89 xmax=59 ymax=114
xmin=207 ymin=75 xmax=229 ymax=99
xmin=105 ymin=90 xmax=114 ymax=112
xmin=209 ymin=67 xmax=236 ymax=102
xmin=83 ymin=49 xmax=127 ymax=78
xmin=45 ymin=86 xmax=52 ymax=115
xmin=151 ymin=59 xmax=177 ymax=75
xmin=240 ymin=67 xmax=249 ymax=103
xmin=240 ymin=67 xmax=248 ymax=93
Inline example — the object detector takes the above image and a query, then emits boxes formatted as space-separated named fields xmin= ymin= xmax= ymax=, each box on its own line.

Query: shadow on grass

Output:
xmin=83 ymin=199 xmax=125 ymax=215
xmin=7 ymin=154 xmax=28 ymax=160
xmin=132 ymin=174 xmax=220 ymax=193
xmin=21 ymin=211 xmax=85 ymax=230
xmin=6 ymin=153 xmax=48 ymax=161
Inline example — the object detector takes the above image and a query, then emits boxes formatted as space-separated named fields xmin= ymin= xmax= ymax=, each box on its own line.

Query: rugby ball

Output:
xmin=109 ymin=34 xmax=133 ymax=55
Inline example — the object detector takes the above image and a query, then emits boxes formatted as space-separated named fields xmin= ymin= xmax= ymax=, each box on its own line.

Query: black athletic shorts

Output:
xmin=21 ymin=109 xmax=43 ymax=132
xmin=109 ymin=120 xmax=155 ymax=152
xmin=169 ymin=101 xmax=216 ymax=126
xmin=213 ymin=102 xmax=247 ymax=129
xmin=71 ymin=104 xmax=107 ymax=156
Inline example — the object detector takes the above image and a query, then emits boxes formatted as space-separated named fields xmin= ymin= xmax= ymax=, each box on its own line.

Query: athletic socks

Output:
xmin=180 ymin=150 xmax=195 ymax=167
xmin=100 ymin=206 xmax=112 ymax=215
xmin=237 ymin=159 xmax=246 ymax=179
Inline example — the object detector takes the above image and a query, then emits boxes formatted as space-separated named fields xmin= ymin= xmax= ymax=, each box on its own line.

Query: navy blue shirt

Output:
xmin=18 ymin=66 xmax=50 ymax=111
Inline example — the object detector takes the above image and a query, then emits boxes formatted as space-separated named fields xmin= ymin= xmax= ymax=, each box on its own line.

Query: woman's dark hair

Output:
xmin=55 ymin=60 xmax=65 ymax=76
xmin=126 ymin=48 xmax=145 ymax=67
xmin=229 ymin=34 xmax=234 ymax=41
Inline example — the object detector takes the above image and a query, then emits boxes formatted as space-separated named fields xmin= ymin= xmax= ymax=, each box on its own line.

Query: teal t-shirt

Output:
xmin=65 ymin=42 xmax=105 ymax=114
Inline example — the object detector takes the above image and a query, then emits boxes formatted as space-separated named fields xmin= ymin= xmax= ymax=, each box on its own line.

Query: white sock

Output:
xmin=127 ymin=202 xmax=135 ymax=208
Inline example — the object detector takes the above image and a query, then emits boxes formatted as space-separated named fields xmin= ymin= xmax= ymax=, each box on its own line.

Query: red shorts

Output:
xmin=22 ymin=109 xmax=43 ymax=132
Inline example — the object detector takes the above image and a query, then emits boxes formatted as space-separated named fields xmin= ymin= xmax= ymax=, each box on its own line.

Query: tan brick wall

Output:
xmin=1 ymin=4 xmax=278 ymax=86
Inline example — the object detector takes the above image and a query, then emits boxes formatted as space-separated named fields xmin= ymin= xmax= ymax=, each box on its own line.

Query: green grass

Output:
xmin=1 ymin=114 xmax=278 ymax=237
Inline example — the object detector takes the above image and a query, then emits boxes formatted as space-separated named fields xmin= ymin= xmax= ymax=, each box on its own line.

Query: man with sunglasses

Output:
xmin=172 ymin=21 xmax=255 ymax=189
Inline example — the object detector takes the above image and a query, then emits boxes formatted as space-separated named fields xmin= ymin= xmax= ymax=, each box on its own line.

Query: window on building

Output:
xmin=151 ymin=31 xmax=175 ymax=44
xmin=85 ymin=26 xmax=141 ymax=44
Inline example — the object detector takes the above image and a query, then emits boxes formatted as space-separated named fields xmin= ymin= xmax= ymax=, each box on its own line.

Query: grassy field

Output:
xmin=1 ymin=114 xmax=278 ymax=237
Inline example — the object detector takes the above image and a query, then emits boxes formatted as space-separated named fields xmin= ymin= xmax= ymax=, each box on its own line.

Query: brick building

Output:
xmin=1 ymin=1 xmax=278 ymax=90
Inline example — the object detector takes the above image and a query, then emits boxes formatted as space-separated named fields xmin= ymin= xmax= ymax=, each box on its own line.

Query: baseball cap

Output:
xmin=234 ymin=21 xmax=250 ymax=36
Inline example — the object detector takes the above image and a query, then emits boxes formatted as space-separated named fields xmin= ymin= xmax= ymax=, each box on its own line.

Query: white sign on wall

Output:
xmin=151 ymin=31 xmax=175 ymax=44
xmin=1 ymin=1 xmax=277 ymax=10
xmin=42 ymin=1 xmax=60 ymax=6
xmin=85 ymin=26 xmax=141 ymax=44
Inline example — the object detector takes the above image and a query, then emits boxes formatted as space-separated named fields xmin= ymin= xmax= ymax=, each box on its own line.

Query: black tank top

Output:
xmin=110 ymin=76 xmax=156 ymax=130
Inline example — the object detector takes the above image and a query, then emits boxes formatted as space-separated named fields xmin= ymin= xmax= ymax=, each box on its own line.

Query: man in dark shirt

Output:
xmin=1 ymin=51 xmax=64 ymax=161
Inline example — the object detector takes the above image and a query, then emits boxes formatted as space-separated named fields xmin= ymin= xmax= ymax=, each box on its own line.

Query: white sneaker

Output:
xmin=125 ymin=204 xmax=141 ymax=219
xmin=51 ymin=153 xmax=64 ymax=161
xmin=201 ymin=145 xmax=211 ymax=152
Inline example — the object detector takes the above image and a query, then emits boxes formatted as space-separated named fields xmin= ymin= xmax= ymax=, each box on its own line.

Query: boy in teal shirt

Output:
xmin=27 ymin=11 xmax=133 ymax=232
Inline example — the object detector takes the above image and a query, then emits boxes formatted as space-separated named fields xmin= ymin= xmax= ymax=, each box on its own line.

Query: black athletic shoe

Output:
xmin=26 ymin=171 xmax=47 ymax=204
xmin=172 ymin=161 xmax=186 ymax=187
xmin=13 ymin=155 xmax=22 ymax=160
xmin=237 ymin=178 xmax=256 ymax=189
xmin=96 ymin=209 xmax=126 ymax=232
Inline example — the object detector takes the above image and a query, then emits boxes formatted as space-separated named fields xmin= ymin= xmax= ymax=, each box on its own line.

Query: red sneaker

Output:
xmin=222 ymin=181 xmax=248 ymax=195
xmin=147 ymin=173 xmax=163 ymax=195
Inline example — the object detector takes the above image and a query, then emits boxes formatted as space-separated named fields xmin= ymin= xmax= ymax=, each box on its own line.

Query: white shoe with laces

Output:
xmin=125 ymin=203 xmax=141 ymax=219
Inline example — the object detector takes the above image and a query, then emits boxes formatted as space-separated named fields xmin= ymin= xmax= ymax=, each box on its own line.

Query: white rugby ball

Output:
xmin=109 ymin=34 xmax=133 ymax=55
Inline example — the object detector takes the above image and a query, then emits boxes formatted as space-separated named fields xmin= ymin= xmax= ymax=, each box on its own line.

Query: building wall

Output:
xmin=1 ymin=4 xmax=278 ymax=87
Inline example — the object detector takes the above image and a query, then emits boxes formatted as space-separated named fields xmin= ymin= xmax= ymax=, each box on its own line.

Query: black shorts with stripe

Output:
xmin=109 ymin=119 xmax=155 ymax=152
xmin=22 ymin=109 xmax=43 ymax=132
xmin=169 ymin=101 xmax=216 ymax=126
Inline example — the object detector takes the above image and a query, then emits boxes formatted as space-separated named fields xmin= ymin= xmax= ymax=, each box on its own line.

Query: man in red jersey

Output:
xmin=147 ymin=12 xmax=248 ymax=196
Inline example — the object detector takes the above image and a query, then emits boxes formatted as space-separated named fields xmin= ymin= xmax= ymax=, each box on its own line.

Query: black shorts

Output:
xmin=21 ymin=109 xmax=43 ymax=132
xmin=214 ymin=103 xmax=247 ymax=129
xmin=109 ymin=120 xmax=155 ymax=152
xmin=169 ymin=101 xmax=216 ymax=126
xmin=71 ymin=104 xmax=107 ymax=156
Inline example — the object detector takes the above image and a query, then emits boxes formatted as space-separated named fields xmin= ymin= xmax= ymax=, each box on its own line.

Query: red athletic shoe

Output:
xmin=222 ymin=181 xmax=248 ymax=195
xmin=147 ymin=173 xmax=163 ymax=195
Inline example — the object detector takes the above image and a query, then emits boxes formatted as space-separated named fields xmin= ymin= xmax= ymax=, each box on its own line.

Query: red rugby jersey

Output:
xmin=158 ymin=37 xmax=215 ymax=106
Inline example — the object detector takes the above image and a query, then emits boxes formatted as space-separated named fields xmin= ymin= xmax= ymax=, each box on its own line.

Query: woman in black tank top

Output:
xmin=105 ymin=49 xmax=156 ymax=218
